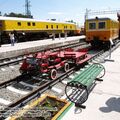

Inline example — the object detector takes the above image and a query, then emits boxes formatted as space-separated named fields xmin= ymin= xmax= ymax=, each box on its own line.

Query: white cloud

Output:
xmin=48 ymin=12 xmax=63 ymax=15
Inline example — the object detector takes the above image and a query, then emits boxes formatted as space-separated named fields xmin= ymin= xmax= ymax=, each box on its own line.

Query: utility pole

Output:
xmin=25 ymin=0 xmax=31 ymax=18
xmin=84 ymin=9 xmax=91 ymax=20
xmin=117 ymin=12 xmax=120 ymax=39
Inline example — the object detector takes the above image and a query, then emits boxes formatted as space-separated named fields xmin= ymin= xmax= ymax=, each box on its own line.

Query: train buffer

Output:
xmin=65 ymin=63 xmax=105 ymax=109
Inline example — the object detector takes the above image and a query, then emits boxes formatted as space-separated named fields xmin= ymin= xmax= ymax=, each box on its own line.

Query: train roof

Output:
xmin=86 ymin=17 xmax=118 ymax=22
xmin=0 ymin=16 xmax=75 ymax=25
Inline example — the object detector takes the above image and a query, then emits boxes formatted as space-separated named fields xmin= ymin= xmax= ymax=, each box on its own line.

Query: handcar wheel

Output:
xmin=64 ymin=63 xmax=69 ymax=72
xmin=50 ymin=69 xmax=57 ymax=80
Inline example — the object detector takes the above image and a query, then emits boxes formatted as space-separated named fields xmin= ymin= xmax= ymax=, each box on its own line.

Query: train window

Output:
xmin=64 ymin=26 xmax=67 ymax=29
xmin=56 ymin=25 xmax=58 ymax=29
xmin=32 ymin=22 xmax=36 ymax=26
xmin=46 ymin=25 xmax=48 ymax=29
xmin=17 ymin=22 xmax=21 ymax=26
xmin=51 ymin=25 xmax=53 ymax=29
xmin=89 ymin=23 xmax=96 ymax=29
xmin=99 ymin=22 xmax=105 ymax=29
xmin=0 ymin=22 xmax=2 ymax=27
xmin=27 ymin=22 xmax=31 ymax=26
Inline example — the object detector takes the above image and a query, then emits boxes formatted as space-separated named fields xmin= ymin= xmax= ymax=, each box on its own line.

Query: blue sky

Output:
xmin=0 ymin=0 xmax=120 ymax=26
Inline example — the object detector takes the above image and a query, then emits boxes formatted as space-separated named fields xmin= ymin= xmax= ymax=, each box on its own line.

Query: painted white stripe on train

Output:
xmin=0 ymin=16 xmax=75 ymax=24
xmin=7 ymin=86 xmax=29 ymax=95
xmin=86 ymin=28 xmax=118 ymax=32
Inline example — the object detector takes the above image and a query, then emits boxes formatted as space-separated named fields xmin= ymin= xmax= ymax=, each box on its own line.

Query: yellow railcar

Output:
xmin=85 ymin=17 xmax=119 ymax=48
xmin=0 ymin=16 xmax=77 ymax=44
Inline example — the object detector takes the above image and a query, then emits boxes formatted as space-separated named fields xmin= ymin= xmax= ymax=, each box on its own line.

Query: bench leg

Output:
xmin=75 ymin=103 xmax=86 ymax=109
xmin=95 ymin=78 xmax=103 ymax=81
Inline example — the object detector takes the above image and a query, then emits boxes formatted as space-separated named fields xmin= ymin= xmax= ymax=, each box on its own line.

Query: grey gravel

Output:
xmin=0 ymin=88 xmax=23 ymax=103
xmin=0 ymin=64 xmax=21 ymax=83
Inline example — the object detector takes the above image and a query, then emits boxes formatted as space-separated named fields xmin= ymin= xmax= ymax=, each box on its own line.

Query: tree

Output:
xmin=66 ymin=20 xmax=76 ymax=24
xmin=4 ymin=12 xmax=33 ymax=18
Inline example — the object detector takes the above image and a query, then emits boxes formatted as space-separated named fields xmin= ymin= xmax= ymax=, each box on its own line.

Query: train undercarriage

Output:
xmin=90 ymin=38 xmax=118 ymax=50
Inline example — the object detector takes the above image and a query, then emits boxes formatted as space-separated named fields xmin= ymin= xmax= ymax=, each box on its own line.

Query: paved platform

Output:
xmin=60 ymin=46 xmax=120 ymax=120
xmin=0 ymin=36 xmax=85 ymax=60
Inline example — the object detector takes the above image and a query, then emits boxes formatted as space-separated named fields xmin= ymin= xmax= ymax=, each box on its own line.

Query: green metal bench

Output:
xmin=65 ymin=63 xmax=105 ymax=108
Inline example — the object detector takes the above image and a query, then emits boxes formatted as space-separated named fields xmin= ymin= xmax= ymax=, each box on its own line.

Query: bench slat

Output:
xmin=79 ymin=66 xmax=101 ymax=86
xmin=71 ymin=64 xmax=95 ymax=82
xmin=83 ymin=67 xmax=103 ymax=87
xmin=69 ymin=64 xmax=104 ymax=88
xmin=72 ymin=64 xmax=98 ymax=82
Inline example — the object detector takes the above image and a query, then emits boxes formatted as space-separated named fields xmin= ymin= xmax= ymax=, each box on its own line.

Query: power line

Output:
xmin=85 ymin=8 xmax=120 ymax=20
xmin=89 ymin=9 xmax=120 ymax=15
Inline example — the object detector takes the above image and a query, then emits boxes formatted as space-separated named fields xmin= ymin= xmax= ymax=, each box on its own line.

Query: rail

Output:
xmin=0 ymin=68 xmax=74 ymax=119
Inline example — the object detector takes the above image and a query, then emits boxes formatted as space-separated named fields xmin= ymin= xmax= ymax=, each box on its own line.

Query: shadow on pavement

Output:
xmin=99 ymin=97 xmax=120 ymax=113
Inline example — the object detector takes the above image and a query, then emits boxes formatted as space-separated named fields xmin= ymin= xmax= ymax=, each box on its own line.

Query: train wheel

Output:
xmin=50 ymin=69 xmax=57 ymax=80
xmin=64 ymin=63 xmax=69 ymax=72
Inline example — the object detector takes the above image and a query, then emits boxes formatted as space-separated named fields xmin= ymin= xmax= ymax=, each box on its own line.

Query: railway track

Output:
xmin=0 ymin=41 xmax=89 ymax=68
xmin=0 ymin=41 xmax=90 ymax=84
xmin=0 ymin=67 xmax=75 ymax=118
xmin=0 ymin=41 xmax=120 ymax=119
xmin=0 ymin=49 xmax=103 ymax=119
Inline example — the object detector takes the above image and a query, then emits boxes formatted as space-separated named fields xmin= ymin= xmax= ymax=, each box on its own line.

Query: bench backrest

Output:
xmin=68 ymin=63 xmax=104 ymax=88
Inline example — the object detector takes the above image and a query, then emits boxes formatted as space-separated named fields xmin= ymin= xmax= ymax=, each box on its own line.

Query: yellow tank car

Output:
xmin=85 ymin=17 xmax=119 ymax=48
xmin=0 ymin=16 xmax=77 ymax=44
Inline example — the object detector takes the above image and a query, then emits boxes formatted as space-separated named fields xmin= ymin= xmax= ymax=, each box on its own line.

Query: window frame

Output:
xmin=17 ymin=22 xmax=21 ymax=26
xmin=27 ymin=22 xmax=31 ymax=26
xmin=51 ymin=25 xmax=53 ymax=29
xmin=98 ymin=21 xmax=106 ymax=29
xmin=70 ymin=26 xmax=72 ymax=29
xmin=32 ymin=22 xmax=36 ymax=26
xmin=56 ymin=25 xmax=58 ymax=29
xmin=89 ymin=22 xmax=96 ymax=30
xmin=46 ymin=25 xmax=48 ymax=29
